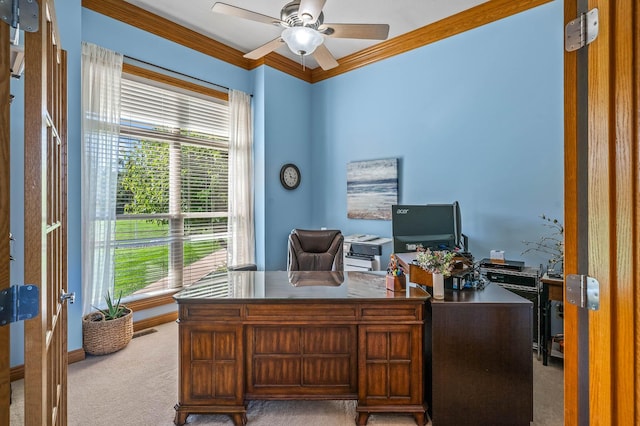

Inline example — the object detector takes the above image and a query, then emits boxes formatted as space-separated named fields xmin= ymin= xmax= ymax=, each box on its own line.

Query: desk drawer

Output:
xmin=359 ymin=303 xmax=422 ymax=322
xmin=181 ymin=304 xmax=244 ymax=321
xmin=246 ymin=303 xmax=357 ymax=322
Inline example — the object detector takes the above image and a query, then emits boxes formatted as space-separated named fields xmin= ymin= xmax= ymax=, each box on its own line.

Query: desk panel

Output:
xmin=428 ymin=283 xmax=534 ymax=426
xmin=174 ymin=271 xmax=429 ymax=426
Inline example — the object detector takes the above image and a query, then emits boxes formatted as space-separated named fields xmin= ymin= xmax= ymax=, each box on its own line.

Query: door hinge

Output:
xmin=0 ymin=284 xmax=39 ymax=326
xmin=0 ymin=0 xmax=40 ymax=32
xmin=566 ymin=274 xmax=600 ymax=310
xmin=565 ymin=8 xmax=599 ymax=52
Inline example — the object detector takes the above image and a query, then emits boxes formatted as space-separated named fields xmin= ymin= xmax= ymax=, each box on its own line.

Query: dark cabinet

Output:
xmin=429 ymin=283 xmax=533 ymax=426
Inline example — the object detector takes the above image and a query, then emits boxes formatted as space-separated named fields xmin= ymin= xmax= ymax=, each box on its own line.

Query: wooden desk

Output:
xmin=396 ymin=252 xmax=533 ymax=425
xmin=173 ymin=271 xmax=430 ymax=426
xmin=428 ymin=283 xmax=534 ymax=426
xmin=540 ymin=273 xmax=564 ymax=365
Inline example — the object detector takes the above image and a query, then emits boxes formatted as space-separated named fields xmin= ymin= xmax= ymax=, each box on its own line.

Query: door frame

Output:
xmin=0 ymin=21 xmax=11 ymax=426
xmin=563 ymin=0 xmax=639 ymax=424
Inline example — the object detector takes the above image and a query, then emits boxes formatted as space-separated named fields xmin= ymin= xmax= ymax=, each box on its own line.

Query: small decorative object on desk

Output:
xmin=386 ymin=253 xmax=406 ymax=292
xmin=415 ymin=247 xmax=456 ymax=299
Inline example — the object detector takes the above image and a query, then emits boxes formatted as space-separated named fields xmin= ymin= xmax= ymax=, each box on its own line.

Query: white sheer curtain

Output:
xmin=81 ymin=43 xmax=123 ymax=315
xmin=227 ymin=90 xmax=255 ymax=268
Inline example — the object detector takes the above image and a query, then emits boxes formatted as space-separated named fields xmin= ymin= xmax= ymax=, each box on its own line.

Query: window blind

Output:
xmin=115 ymin=74 xmax=230 ymax=297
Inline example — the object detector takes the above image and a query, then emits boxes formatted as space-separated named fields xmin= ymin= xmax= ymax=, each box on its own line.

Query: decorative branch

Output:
xmin=521 ymin=214 xmax=564 ymax=269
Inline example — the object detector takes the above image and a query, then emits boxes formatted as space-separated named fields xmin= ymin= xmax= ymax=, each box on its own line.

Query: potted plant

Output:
xmin=415 ymin=248 xmax=456 ymax=299
xmin=82 ymin=291 xmax=133 ymax=355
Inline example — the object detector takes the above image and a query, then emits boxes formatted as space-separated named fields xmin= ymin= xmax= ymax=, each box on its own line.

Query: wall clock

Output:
xmin=280 ymin=163 xmax=301 ymax=190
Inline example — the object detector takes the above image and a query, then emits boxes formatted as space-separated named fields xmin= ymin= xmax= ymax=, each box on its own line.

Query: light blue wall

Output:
xmin=309 ymin=0 xmax=564 ymax=269
xmin=58 ymin=0 xmax=84 ymax=368
xmin=9 ymin=74 xmax=25 ymax=368
xmin=9 ymin=0 xmax=564 ymax=366
xmin=261 ymin=67 xmax=314 ymax=270
xmin=253 ymin=67 xmax=267 ymax=270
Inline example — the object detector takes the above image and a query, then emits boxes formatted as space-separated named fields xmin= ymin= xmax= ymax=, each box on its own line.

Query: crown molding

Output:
xmin=83 ymin=0 xmax=553 ymax=84
xmin=254 ymin=53 xmax=314 ymax=81
xmin=82 ymin=0 xmax=251 ymax=70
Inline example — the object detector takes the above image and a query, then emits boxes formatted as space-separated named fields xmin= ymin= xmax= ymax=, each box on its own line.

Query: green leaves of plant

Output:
xmin=93 ymin=290 xmax=128 ymax=320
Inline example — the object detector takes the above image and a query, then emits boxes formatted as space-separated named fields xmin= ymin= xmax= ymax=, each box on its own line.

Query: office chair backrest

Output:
xmin=288 ymin=229 xmax=344 ymax=271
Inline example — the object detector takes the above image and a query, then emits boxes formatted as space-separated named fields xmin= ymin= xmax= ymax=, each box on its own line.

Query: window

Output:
xmin=115 ymin=73 xmax=230 ymax=297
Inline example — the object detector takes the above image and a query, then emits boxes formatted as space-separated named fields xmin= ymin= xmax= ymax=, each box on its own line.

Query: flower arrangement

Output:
xmin=415 ymin=247 xmax=456 ymax=277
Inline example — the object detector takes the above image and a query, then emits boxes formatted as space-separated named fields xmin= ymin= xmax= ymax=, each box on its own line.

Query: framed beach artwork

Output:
xmin=347 ymin=158 xmax=398 ymax=220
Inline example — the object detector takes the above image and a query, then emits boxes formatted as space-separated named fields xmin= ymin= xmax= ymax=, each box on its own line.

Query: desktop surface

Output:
xmin=174 ymin=270 xmax=430 ymax=301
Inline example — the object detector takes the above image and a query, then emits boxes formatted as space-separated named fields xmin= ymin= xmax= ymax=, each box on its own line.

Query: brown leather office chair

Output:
xmin=287 ymin=229 xmax=344 ymax=271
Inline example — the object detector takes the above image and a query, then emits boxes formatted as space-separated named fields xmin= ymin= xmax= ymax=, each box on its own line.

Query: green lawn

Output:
xmin=114 ymin=219 xmax=223 ymax=296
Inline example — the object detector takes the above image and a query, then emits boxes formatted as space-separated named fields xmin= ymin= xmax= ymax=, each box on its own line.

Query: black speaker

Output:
xmin=498 ymin=285 xmax=540 ymax=346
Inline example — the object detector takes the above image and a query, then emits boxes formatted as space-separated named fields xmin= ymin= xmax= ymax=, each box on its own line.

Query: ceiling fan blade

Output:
xmin=243 ymin=37 xmax=285 ymax=60
xmin=212 ymin=2 xmax=283 ymax=26
xmin=298 ymin=0 xmax=326 ymax=24
xmin=313 ymin=44 xmax=339 ymax=70
xmin=320 ymin=23 xmax=390 ymax=40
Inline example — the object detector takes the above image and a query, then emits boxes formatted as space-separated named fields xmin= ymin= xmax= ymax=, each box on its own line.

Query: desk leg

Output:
xmin=540 ymin=284 xmax=550 ymax=366
xmin=231 ymin=413 xmax=247 ymax=426
xmin=413 ymin=412 xmax=427 ymax=425
xmin=173 ymin=407 xmax=188 ymax=426
xmin=542 ymin=299 xmax=552 ymax=365
xmin=356 ymin=412 xmax=370 ymax=425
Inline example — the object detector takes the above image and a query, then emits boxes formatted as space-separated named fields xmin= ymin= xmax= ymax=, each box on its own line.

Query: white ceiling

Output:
xmin=124 ymin=0 xmax=488 ymax=69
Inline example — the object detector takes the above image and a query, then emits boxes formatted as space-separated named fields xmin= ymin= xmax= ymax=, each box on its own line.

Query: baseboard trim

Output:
xmin=133 ymin=311 xmax=178 ymax=332
xmin=9 ymin=364 xmax=23 ymax=383
xmin=10 ymin=312 xmax=177 ymax=382
xmin=68 ymin=348 xmax=86 ymax=365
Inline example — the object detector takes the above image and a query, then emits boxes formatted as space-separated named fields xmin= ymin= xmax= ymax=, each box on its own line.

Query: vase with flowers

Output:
xmin=415 ymin=247 xmax=456 ymax=299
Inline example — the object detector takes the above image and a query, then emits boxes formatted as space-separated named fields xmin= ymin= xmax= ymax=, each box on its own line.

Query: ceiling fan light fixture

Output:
xmin=282 ymin=26 xmax=323 ymax=56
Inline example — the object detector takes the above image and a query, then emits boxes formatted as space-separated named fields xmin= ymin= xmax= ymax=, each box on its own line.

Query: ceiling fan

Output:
xmin=211 ymin=0 xmax=390 ymax=70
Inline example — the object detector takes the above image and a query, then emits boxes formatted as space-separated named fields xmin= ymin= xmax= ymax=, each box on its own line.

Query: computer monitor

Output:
xmin=391 ymin=202 xmax=462 ymax=253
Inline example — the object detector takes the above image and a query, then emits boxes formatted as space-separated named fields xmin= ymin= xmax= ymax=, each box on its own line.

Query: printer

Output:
xmin=343 ymin=234 xmax=393 ymax=271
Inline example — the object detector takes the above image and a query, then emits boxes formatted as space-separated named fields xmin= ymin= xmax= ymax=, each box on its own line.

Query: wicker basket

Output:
xmin=82 ymin=307 xmax=133 ymax=356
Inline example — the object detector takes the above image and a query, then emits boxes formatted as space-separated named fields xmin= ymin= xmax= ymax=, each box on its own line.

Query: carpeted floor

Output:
xmin=10 ymin=321 xmax=563 ymax=425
